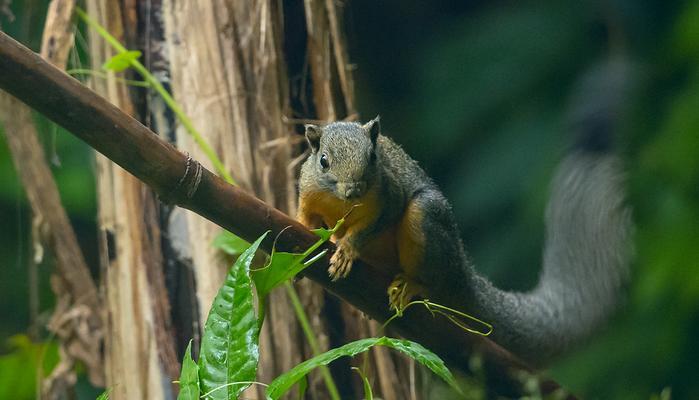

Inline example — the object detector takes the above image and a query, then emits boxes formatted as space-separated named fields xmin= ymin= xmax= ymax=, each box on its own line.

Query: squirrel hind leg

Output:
xmin=388 ymin=196 xmax=428 ymax=310
xmin=394 ymin=190 xmax=467 ymax=309
xmin=397 ymin=197 xmax=426 ymax=277
xmin=388 ymin=274 xmax=424 ymax=311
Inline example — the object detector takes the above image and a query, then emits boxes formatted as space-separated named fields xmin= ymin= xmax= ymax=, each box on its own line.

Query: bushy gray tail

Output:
xmin=465 ymin=59 xmax=634 ymax=364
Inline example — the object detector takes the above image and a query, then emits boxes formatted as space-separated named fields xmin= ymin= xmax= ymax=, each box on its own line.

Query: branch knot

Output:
xmin=161 ymin=152 xmax=203 ymax=204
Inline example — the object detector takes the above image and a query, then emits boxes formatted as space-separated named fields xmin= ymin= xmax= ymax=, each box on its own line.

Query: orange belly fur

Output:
xmin=299 ymin=189 xmax=401 ymax=273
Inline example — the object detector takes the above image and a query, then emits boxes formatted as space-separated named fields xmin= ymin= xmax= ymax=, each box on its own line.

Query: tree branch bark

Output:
xmin=0 ymin=31 xmax=572 ymax=397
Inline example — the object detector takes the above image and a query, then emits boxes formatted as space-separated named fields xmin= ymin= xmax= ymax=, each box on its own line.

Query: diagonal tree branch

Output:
xmin=0 ymin=31 xmax=572 ymax=397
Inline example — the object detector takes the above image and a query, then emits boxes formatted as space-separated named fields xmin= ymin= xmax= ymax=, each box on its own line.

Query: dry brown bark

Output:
xmin=84 ymin=1 xmax=179 ymax=398
xmin=162 ymin=2 xmax=332 ymax=398
xmin=40 ymin=0 xmax=76 ymax=68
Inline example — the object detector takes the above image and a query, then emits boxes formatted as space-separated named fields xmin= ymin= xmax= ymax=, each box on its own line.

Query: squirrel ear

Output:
xmin=363 ymin=115 xmax=381 ymax=145
xmin=305 ymin=124 xmax=322 ymax=152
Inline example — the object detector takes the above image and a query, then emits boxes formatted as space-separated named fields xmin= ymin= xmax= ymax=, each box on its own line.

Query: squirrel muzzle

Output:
xmin=337 ymin=181 xmax=367 ymax=200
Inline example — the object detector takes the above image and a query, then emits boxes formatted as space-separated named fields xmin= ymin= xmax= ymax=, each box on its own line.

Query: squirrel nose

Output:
xmin=343 ymin=182 xmax=366 ymax=199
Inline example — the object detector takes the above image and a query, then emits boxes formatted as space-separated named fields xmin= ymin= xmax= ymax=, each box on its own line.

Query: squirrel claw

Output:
xmin=387 ymin=274 xmax=423 ymax=311
xmin=328 ymin=243 xmax=356 ymax=281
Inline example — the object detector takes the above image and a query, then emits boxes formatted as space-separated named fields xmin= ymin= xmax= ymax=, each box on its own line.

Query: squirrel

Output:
xmin=296 ymin=60 xmax=633 ymax=364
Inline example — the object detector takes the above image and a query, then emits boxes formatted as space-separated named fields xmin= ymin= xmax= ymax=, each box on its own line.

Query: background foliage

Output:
xmin=1 ymin=0 xmax=697 ymax=398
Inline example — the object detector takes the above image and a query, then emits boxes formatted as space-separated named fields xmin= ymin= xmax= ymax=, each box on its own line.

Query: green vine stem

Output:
xmin=67 ymin=68 xmax=150 ymax=87
xmin=382 ymin=299 xmax=493 ymax=337
xmin=285 ymin=282 xmax=342 ymax=400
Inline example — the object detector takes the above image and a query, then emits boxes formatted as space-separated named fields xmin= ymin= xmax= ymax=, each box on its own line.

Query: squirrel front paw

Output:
xmin=328 ymin=242 xmax=357 ymax=281
xmin=387 ymin=274 xmax=424 ymax=311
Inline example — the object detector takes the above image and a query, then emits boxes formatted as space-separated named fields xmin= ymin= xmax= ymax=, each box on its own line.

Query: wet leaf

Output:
xmin=198 ymin=233 xmax=267 ymax=399
xmin=266 ymin=337 xmax=459 ymax=399
xmin=177 ymin=340 xmax=199 ymax=400
xmin=102 ymin=50 xmax=142 ymax=72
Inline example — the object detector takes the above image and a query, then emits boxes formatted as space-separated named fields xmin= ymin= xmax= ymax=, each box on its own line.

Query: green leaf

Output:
xmin=0 ymin=335 xmax=59 ymax=400
xmin=102 ymin=50 xmax=142 ymax=72
xmin=252 ymin=220 xmax=342 ymax=303
xmin=380 ymin=337 xmax=460 ymax=394
xmin=296 ymin=376 xmax=308 ymax=400
xmin=198 ymin=232 xmax=267 ymax=399
xmin=96 ymin=389 xmax=110 ymax=400
xmin=177 ymin=340 xmax=200 ymax=400
xmin=213 ymin=231 xmax=250 ymax=256
xmin=310 ymin=227 xmax=334 ymax=241
xmin=265 ymin=337 xmax=459 ymax=399
xmin=253 ymin=251 xmax=315 ymax=303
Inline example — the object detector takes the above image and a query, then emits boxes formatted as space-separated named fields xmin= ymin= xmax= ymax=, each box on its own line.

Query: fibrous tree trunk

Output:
xmin=86 ymin=1 xmax=179 ymax=398
xmin=162 ymin=1 xmax=321 ymax=397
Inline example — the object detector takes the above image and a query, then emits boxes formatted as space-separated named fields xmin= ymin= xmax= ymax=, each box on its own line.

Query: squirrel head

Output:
xmin=303 ymin=116 xmax=381 ymax=200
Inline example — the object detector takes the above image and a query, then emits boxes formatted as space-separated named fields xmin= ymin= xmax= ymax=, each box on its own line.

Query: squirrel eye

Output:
xmin=320 ymin=153 xmax=330 ymax=169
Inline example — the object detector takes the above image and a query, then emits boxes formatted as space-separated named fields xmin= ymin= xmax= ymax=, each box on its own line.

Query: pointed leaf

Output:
xmin=177 ymin=340 xmax=200 ymax=400
xmin=252 ymin=220 xmax=342 ymax=301
xmin=310 ymin=227 xmax=333 ymax=241
xmin=213 ymin=231 xmax=250 ymax=256
xmin=265 ymin=336 xmax=459 ymax=399
xmin=265 ymin=338 xmax=381 ymax=399
xmin=102 ymin=50 xmax=142 ymax=72
xmin=296 ymin=376 xmax=308 ymax=400
xmin=198 ymin=233 xmax=267 ymax=399
xmin=252 ymin=251 xmax=310 ymax=301
xmin=379 ymin=337 xmax=460 ymax=394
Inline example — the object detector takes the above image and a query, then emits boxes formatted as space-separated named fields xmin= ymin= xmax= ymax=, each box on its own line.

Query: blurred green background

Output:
xmin=1 ymin=0 xmax=698 ymax=398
